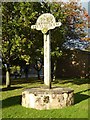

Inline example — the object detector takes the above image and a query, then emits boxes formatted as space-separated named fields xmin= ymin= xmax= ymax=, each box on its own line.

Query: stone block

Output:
xmin=22 ymin=87 xmax=74 ymax=110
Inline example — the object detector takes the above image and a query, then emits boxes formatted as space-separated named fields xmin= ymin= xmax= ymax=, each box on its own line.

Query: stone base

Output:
xmin=22 ymin=87 xmax=74 ymax=110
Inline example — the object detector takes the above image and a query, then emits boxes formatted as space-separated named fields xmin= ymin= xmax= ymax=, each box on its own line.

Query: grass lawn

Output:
xmin=1 ymin=77 xmax=90 ymax=119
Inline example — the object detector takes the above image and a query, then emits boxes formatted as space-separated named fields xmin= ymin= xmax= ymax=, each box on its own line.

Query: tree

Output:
xmin=2 ymin=3 xmax=16 ymax=87
xmin=2 ymin=2 xmax=43 ymax=87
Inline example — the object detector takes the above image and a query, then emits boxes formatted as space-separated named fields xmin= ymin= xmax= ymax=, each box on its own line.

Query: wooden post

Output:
xmin=44 ymin=31 xmax=51 ymax=89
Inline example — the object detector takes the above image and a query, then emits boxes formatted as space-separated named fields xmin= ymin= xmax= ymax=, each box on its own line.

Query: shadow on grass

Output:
xmin=5 ymin=77 xmax=88 ymax=86
xmin=52 ymin=78 xmax=89 ymax=85
xmin=11 ymin=78 xmax=44 ymax=85
xmin=74 ymin=89 xmax=90 ymax=104
xmin=2 ymin=95 xmax=22 ymax=108
xmin=1 ymin=86 xmax=23 ymax=91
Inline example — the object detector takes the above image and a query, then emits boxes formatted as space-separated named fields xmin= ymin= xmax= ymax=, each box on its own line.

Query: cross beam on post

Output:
xmin=31 ymin=13 xmax=61 ymax=89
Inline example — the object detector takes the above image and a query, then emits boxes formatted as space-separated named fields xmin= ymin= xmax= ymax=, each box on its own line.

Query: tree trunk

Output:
xmin=6 ymin=69 xmax=11 ymax=88
xmin=37 ymin=71 xmax=41 ymax=80
xmin=53 ymin=60 xmax=57 ymax=81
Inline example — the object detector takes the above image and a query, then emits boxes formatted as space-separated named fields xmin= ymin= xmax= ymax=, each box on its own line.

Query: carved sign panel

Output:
xmin=31 ymin=13 xmax=61 ymax=34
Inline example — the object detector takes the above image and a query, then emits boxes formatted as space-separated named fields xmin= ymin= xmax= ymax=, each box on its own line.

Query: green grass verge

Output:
xmin=1 ymin=78 xmax=90 ymax=118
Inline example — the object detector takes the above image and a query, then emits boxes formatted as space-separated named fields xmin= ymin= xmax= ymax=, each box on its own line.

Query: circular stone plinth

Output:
xmin=22 ymin=87 xmax=74 ymax=110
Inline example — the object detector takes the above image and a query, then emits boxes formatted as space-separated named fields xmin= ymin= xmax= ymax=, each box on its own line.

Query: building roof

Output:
xmin=62 ymin=38 xmax=90 ymax=51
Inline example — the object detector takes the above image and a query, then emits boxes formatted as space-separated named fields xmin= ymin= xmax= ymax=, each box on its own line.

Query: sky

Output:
xmin=82 ymin=2 xmax=88 ymax=11
xmin=54 ymin=0 xmax=90 ymax=2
